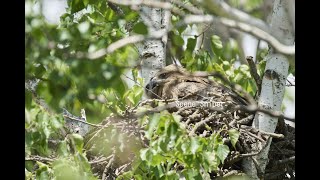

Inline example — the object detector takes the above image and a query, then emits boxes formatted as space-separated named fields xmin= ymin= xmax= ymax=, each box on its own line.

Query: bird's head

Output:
xmin=145 ymin=64 xmax=186 ymax=99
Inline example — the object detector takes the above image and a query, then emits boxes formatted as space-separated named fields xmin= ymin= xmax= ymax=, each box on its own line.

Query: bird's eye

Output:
xmin=159 ymin=73 xmax=167 ymax=79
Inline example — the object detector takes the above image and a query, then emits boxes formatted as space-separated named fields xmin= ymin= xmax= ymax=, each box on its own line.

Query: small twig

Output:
xmin=182 ymin=15 xmax=295 ymax=55
xmin=89 ymin=155 xmax=113 ymax=164
xmin=25 ymin=155 xmax=55 ymax=163
xmin=115 ymin=162 xmax=132 ymax=176
xmin=108 ymin=0 xmax=184 ymax=16
xmin=258 ymin=130 xmax=284 ymax=139
xmin=246 ymin=56 xmax=262 ymax=94
xmin=107 ymin=2 xmax=124 ymax=16
xmin=240 ymin=129 xmax=265 ymax=142
xmin=172 ymin=0 xmax=203 ymax=15
xmin=229 ymin=114 xmax=254 ymax=126
xmin=251 ymin=157 xmax=263 ymax=178
xmin=275 ymin=156 xmax=295 ymax=165
xmin=102 ymin=153 xmax=115 ymax=180
xmin=189 ymin=114 xmax=216 ymax=136
xmin=237 ymin=104 xmax=295 ymax=121
xmin=62 ymin=114 xmax=101 ymax=128
xmin=240 ymin=125 xmax=284 ymax=139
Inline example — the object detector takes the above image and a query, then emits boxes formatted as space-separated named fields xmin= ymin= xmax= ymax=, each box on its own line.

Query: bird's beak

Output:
xmin=145 ymin=77 xmax=158 ymax=92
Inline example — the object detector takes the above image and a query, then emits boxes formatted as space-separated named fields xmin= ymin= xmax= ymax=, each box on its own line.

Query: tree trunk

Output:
xmin=138 ymin=4 xmax=169 ymax=87
xmin=242 ymin=0 xmax=295 ymax=179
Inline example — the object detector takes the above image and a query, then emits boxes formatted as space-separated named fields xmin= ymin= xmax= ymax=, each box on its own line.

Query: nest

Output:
xmin=75 ymin=98 xmax=294 ymax=179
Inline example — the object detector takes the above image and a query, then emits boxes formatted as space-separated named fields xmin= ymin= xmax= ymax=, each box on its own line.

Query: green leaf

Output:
xmin=216 ymin=144 xmax=229 ymax=163
xmin=203 ymin=151 xmax=218 ymax=171
xmin=211 ymin=35 xmax=223 ymax=49
xmin=57 ymin=140 xmax=69 ymax=157
xmin=70 ymin=134 xmax=84 ymax=152
xmin=165 ymin=170 xmax=179 ymax=179
xmin=190 ymin=137 xmax=199 ymax=154
xmin=167 ymin=122 xmax=178 ymax=141
xmin=140 ymin=148 xmax=149 ymax=161
xmin=133 ymin=22 xmax=148 ymax=35
xmin=228 ymin=129 xmax=240 ymax=148
xmin=35 ymin=64 xmax=46 ymax=78
xmin=186 ymin=38 xmax=196 ymax=51
xmin=146 ymin=114 xmax=160 ymax=139
xmin=173 ymin=34 xmax=184 ymax=46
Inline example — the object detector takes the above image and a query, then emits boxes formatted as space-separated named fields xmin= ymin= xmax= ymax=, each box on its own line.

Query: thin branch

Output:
xmin=235 ymin=114 xmax=254 ymax=125
xmin=240 ymin=129 xmax=265 ymax=142
xmin=241 ymin=125 xmax=285 ymax=139
xmin=102 ymin=153 xmax=115 ymax=180
xmin=219 ymin=17 xmax=295 ymax=55
xmin=107 ymin=2 xmax=125 ymax=16
xmin=108 ymin=0 xmax=184 ymax=16
xmin=89 ymin=154 xmax=113 ymax=164
xmin=189 ymin=114 xmax=216 ymax=136
xmin=172 ymin=0 xmax=203 ymax=15
xmin=201 ymin=0 xmax=269 ymax=31
xmin=77 ymin=29 xmax=167 ymax=60
xmin=182 ymin=15 xmax=295 ymax=55
xmin=25 ymin=155 xmax=55 ymax=163
xmin=236 ymin=104 xmax=295 ymax=122
xmin=62 ymin=114 xmax=101 ymax=128
xmin=77 ymin=35 xmax=144 ymax=60
xmin=275 ymin=156 xmax=295 ymax=165
xmin=246 ymin=56 xmax=262 ymax=94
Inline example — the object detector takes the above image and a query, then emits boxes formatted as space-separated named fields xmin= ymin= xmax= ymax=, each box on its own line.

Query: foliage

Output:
xmin=25 ymin=0 xmax=292 ymax=179
xmin=117 ymin=111 xmax=241 ymax=179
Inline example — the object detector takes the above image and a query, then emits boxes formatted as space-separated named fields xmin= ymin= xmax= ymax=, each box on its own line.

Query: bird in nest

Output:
xmin=145 ymin=64 xmax=248 ymax=106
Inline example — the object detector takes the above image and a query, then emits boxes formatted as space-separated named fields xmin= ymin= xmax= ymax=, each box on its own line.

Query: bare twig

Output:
xmin=189 ymin=114 xmax=216 ymax=136
xmin=25 ymin=155 xmax=55 ymax=163
xmin=77 ymin=29 xmax=167 ymax=60
xmin=108 ymin=0 xmax=184 ymax=16
xmin=237 ymin=104 xmax=294 ymax=121
xmin=201 ymin=0 xmax=269 ymax=31
xmin=102 ymin=153 xmax=115 ymax=180
xmin=241 ymin=129 xmax=265 ymax=142
xmin=246 ymin=56 xmax=262 ymax=94
xmin=62 ymin=114 xmax=101 ymax=128
xmin=172 ymin=0 xmax=203 ymax=15
xmin=182 ymin=15 xmax=294 ymax=55
xmin=275 ymin=156 xmax=295 ymax=165
xmin=107 ymin=2 xmax=124 ymax=16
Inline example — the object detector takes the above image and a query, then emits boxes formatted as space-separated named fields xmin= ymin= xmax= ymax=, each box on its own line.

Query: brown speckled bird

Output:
xmin=145 ymin=64 xmax=248 ymax=106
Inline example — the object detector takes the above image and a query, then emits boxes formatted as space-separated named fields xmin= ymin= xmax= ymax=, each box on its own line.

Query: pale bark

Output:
xmin=137 ymin=5 xmax=168 ymax=87
xmin=242 ymin=0 xmax=295 ymax=179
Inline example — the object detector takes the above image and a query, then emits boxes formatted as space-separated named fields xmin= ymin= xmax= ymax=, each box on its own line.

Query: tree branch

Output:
xmin=246 ymin=56 xmax=262 ymax=94
xmin=182 ymin=15 xmax=295 ymax=55
xmin=25 ymin=155 xmax=55 ymax=163
xmin=200 ymin=0 xmax=269 ymax=31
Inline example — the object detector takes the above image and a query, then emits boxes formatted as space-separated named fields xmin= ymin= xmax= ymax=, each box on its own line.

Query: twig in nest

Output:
xmin=240 ymin=129 xmax=265 ymax=142
xmin=229 ymin=114 xmax=254 ymax=127
xmin=25 ymin=155 xmax=55 ymax=163
xmin=102 ymin=153 xmax=115 ymax=180
xmin=115 ymin=162 xmax=132 ymax=176
xmin=189 ymin=114 xmax=216 ymax=136
xmin=63 ymin=114 xmax=101 ymax=128
xmin=246 ymin=56 xmax=262 ymax=95
xmin=237 ymin=104 xmax=295 ymax=121
xmin=240 ymin=125 xmax=284 ymax=139
xmin=89 ymin=154 xmax=113 ymax=165
xmin=251 ymin=157 xmax=263 ymax=178
xmin=274 ymin=156 xmax=295 ymax=165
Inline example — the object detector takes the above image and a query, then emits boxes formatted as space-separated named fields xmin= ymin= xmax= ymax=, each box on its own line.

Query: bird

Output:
xmin=145 ymin=64 xmax=248 ymax=105
xmin=144 ymin=64 xmax=251 ymax=134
